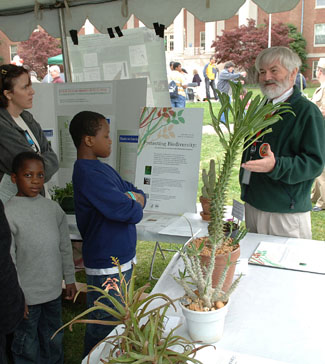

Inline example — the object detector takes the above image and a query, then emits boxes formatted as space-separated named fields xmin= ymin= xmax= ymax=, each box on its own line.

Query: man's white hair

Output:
xmin=255 ymin=46 xmax=301 ymax=73
xmin=49 ymin=65 xmax=60 ymax=73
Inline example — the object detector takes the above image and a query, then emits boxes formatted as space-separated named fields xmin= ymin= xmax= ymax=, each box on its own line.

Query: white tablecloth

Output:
xmin=81 ymin=232 xmax=325 ymax=364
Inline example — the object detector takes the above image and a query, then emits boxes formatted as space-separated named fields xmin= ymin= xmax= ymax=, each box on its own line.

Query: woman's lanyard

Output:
xmin=24 ymin=130 xmax=40 ymax=153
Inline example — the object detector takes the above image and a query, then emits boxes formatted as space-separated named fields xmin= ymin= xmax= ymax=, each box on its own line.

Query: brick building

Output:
xmin=155 ymin=0 xmax=325 ymax=83
xmin=0 ymin=30 xmax=19 ymax=64
xmin=258 ymin=0 xmax=325 ymax=81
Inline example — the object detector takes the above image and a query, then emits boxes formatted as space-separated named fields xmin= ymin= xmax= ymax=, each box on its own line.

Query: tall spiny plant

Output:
xmin=175 ymin=82 xmax=293 ymax=309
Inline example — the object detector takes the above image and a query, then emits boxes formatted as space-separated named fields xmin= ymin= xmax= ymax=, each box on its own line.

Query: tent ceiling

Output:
xmin=0 ymin=0 xmax=301 ymax=42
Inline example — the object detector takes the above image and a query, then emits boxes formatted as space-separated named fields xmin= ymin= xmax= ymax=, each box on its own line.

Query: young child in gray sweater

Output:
xmin=5 ymin=151 xmax=76 ymax=364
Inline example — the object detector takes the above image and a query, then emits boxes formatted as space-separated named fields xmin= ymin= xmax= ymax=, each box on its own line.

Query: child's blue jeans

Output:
xmin=170 ymin=95 xmax=186 ymax=108
xmin=11 ymin=295 xmax=63 ymax=364
xmin=83 ymin=267 xmax=133 ymax=358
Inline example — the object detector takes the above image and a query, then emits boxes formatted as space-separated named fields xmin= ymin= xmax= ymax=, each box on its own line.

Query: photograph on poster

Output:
xmin=135 ymin=107 xmax=204 ymax=214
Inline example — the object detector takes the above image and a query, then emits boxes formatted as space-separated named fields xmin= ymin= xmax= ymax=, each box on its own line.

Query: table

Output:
xmin=66 ymin=208 xmax=212 ymax=279
xmin=82 ymin=232 xmax=325 ymax=364
xmin=151 ymin=233 xmax=325 ymax=364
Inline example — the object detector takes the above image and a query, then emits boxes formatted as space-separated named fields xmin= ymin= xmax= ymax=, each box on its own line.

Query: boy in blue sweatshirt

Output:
xmin=69 ymin=111 xmax=146 ymax=357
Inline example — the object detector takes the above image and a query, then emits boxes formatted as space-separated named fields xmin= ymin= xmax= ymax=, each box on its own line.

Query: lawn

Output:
xmin=62 ymin=86 xmax=324 ymax=363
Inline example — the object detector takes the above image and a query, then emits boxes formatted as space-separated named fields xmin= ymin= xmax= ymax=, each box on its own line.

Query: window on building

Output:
xmin=312 ymin=61 xmax=319 ymax=79
xmin=316 ymin=0 xmax=325 ymax=8
xmin=164 ymin=34 xmax=174 ymax=52
xmin=314 ymin=24 xmax=325 ymax=45
xmin=10 ymin=45 xmax=18 ymax=61
xmin=170 ymin=34 xmax=174 ymax=51
xmin=200 ymin=31 xmax=205 ymax=48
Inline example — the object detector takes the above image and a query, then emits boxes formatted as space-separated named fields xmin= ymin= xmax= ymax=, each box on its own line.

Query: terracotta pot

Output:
xmin=199 ymin=196 xmax=211 ymax=221
xmin=200 ymin=245 xmax=240 ymax=293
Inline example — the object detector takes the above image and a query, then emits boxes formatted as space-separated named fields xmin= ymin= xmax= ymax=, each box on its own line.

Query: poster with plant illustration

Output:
xmin=135 ymin=107 xmax=204 ymax=214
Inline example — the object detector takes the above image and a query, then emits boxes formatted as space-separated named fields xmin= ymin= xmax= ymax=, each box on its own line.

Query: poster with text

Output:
xmin=30 ymin=79 xmax=146 ymax=188
xmin=116 ymin=130 xmax=139 ymax=183
xmin=68 ymin=28 xmax=170 ymax=107
xmin=135 ymin=107 xmax=203 ymax=214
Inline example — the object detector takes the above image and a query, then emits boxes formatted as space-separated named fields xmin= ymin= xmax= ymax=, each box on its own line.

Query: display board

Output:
xmin=31 ymin=79 xmax=147 ymax=188
xmin=67 ymin=28 xmax=171 ymax=108
xmin=135 ymin=107 xmax=203 ymax=214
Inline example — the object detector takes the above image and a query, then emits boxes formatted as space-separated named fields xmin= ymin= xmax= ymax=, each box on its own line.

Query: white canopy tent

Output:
xmin=0 ymin=0 xmax=301 ymax=80
xmin=0 ymin=0 xmax=301 ymax=41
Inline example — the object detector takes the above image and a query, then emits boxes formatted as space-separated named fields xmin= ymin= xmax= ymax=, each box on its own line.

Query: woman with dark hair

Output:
xmin=0 ymin=64 xmax=58 ymax=202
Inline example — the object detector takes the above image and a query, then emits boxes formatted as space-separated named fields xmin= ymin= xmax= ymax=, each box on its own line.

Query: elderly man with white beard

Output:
xmin=240 ymin=46 xmax=325 ymax=239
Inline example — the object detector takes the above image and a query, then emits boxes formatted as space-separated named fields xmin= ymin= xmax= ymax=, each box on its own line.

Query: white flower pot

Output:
xmin=181 ymin=300 xmax=229 ymax=344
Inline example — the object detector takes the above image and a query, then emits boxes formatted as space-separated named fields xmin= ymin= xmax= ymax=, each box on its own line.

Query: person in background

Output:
xmin=30 ymin=70 xmax=40 ymax=83
xmin=217 ymin=61 xmax=247 ymax=122
xmin=5 ymin=151 xmax=76 ymax=363
xmin=0 ymin=200 xmax=24 ymax=364
xmin=42 ymin=72 xmax=65 ymax=83
xmin=311 ymin=57 xmax=325 ymax=212
xmin=203 ymin=56 xmax=218 ymax=100
xmin=217 ymin=61 xmax=246 ymax=96
xmin=240 ymin=46 xmax=325 ymax=238
xmin=192 ymin=69 xmax=202 ymax=87
xmin=181 ymin=68 xmax=191 ymax=100
xmin=22 ymin=65 xmax=40 ymax=83
xmin=295 ymin=71 xmax=306 ymax=91
xmin=49 ymin=65 xmax=64 ymax=83
xmin=0 ymin=64 xmax=59 ymax=203
xmin=192 ymin=69 xmax=202 ymax=102
xmin=69 ymin=111 xmax=146 ymax=357
xmin=167 ymin=61 xmax=174 ymax=80
xmin=168 ymin=62 xmax=188 ymax=107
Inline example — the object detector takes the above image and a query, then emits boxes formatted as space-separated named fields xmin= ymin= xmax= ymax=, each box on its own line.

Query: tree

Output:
xmin=18 ymin=28 xmax=61 ymax=79
xmin=212 ymin=19 xmax=305 ymax=83
xmin=287 ymin=24 xmax=307 ymax=73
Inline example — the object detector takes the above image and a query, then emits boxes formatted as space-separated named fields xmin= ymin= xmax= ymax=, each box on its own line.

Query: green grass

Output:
xmin=62 ymin=86 xmax=324 ymax=363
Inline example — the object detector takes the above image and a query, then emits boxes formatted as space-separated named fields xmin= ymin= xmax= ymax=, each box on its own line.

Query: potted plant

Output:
xmin=50 ymin=182 xmax=74 ymax=214
xmin=199 ymin=159 xmax=216 ymax=221
xmin=53 ymin=259 xmax=210 ymax=363
xmin=174 ymin=82 xmax=292 ymax=343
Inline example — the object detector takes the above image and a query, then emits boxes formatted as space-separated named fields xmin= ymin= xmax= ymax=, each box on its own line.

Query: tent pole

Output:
xmin=58 ymin=8 xmax=72 ymax=82
xmin=268 ymin=14 xmax=272 ymax=48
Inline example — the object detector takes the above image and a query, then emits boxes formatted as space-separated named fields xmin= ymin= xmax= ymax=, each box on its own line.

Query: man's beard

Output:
xmin=260 ymin=76 xmax=291 ymax=100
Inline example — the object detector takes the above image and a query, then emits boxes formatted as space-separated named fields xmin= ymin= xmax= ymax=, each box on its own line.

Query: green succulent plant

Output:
xmin=201 ymin=159 xmax=216 ymax=199
xmin=53 ymin=260 xmax=209 ymax=363
xmin=50 ymin=182 xmax=74 ymax=204
xmin=175 ymin=81 xmax=293 ymax=309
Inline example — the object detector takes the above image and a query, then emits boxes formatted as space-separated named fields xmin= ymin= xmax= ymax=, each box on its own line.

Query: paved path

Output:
xmin=202 ymin=124 xmax=234 ymax=134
